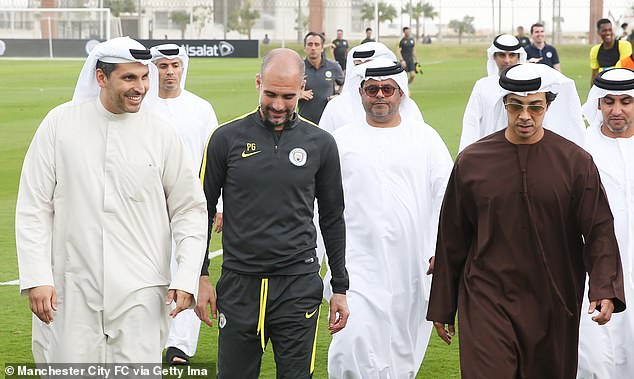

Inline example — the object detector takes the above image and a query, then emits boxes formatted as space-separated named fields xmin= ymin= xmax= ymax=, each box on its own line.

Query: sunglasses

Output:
xmin=504 ymin=102 xmax=546 ymax=115
xmin=362 ymin=85 xmax=398 ymax=98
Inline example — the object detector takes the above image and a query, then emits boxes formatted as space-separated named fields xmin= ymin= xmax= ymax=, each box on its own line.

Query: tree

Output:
xmin=360 ymin=1 xmax=398 ymax=38
xmin=193 ymin=5 xmax=213 ymax=38
xmin=421 ymin=2 xmax=438 ymax=37
xmin=227 ymin=1 xmax=260 ymax=40
xmin=449 ymin=15 xmax=475 ymax=44
xmin=103 ymin=0 xmax=136 ymax=17
xmin=170 ymin=10 xmax=190 ymax=39
xmin=401 ymin=2 xmax=423 ymax=39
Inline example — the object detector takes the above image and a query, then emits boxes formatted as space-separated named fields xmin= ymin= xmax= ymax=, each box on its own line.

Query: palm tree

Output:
xmin=360 ymin=1 xmax=398 ymax=39
xmin=421 ymin=2 xmax=438 ymax=38
xmin=170 ymin=10 xmax=190 ymax=39
xmin=449 ymin=15 xmax=475 ymax=44
xmin=401 ymin=2 xmax=423 ymax=39
xmin=227 ymin=1 xmax=260 ymax=40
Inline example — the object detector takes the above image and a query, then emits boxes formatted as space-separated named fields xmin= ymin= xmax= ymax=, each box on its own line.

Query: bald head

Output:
xmin=260 ymin=48 xmax=305 ymax=83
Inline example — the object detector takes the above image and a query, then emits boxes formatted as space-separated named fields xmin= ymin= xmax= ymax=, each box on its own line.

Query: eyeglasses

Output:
xmin=504 ymin=102 xmax=546 ymax=115
xmin=363 ymin=85 xmax=398 ymax=98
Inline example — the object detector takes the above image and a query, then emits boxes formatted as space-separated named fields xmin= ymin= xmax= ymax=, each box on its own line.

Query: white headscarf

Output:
xmin=150 ymin=43 xmax=189 ymax=89
xmin=582 ymin=68 xmax=634 ymax=129
xmin=72 ymin=36 xmax=154 ymax=103
xmin=342 ymin=42 xmax=397 ymax=98
xmin=361 ymin=57 xmax=424 ymax=123
xmin=486 ymin=34 xmax=527 ymax=77
xmin=493 ymin=63 xmax=586 ymax=145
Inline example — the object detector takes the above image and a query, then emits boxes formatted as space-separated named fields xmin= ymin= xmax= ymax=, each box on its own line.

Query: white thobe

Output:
xmin=15 ymin=98 xmax=208 ymax=363
xmin=325 ymin=118 xmax=453 ymax=379
xmin=459 ymin=75 xmax=503 ymax=152
xmin=145 ymin=89 xmax=218 ymax=357
xmin=577 ymin=125 xmax=634 ymax=379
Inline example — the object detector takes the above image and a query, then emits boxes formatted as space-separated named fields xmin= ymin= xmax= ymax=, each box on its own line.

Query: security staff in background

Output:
xmin=331 ymin=29 xmax=349 ymax=71
xmin=398 ymin=26 xmax=418 ymax=84
xmin=195 ymin=48 xmax=350 ymax=379
xmin=298 ymin=32 xmax=344 ymax=124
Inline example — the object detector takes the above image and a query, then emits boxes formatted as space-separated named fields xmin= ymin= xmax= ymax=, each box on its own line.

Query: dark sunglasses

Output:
xmin=362 ymin=85 xmax=398 ymax=98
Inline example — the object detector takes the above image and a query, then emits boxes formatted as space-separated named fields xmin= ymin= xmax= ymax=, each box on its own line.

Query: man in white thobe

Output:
xmin=578 ymin=68 xmax=634 ymax=378
xmin=460 ymin=37 xmax=585 ymax=152
xmin=15 ymin=37 xmax=207 ymax=364
xmin=146 ymin=43 xmax=220 ymax=365
xmin=459 ymin=34 xmax=526 ymax=152
xmin=325 ymin=58 xmax=453 ymax=378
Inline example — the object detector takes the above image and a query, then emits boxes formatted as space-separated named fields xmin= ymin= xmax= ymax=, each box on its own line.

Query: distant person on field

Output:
xmin=263 ymin=34 xmax=270 ymax=44
xmin=331 ymin=29 xmax=349 ymax=71
xmin=525 ymin=23 xmax=561 ymax=71
xmin=298 ymin=31 xmax=344 ymax=124
xmin=590 ymin=18 xmax=632 ymax=83
xmin=361 ymin=27 xmax=375 ymax=44
xmin=620 ymin=23 xmax=629 ymax=40
xmin=398 ymin=26 xmax=417 ymax=84
xmin=15 ymin=37 xmax=207 ymax=364
xmin=516 ymin=25 xmax=531 ymax=48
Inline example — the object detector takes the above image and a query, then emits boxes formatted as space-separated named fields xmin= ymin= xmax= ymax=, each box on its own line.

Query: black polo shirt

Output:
xmin=399 ymin=36 xmax=416 ymax=59
xmin=298 ymin=58 xmax=344 ymax=124
xmin=525 ymin=43 xmax=560 ymax=68
xmin=332 ymin=38 xmax=349 ymax=69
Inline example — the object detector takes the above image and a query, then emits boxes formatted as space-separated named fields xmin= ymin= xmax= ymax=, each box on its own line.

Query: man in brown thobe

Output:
xmin=427 ymin=63 xmax=626 ymax=379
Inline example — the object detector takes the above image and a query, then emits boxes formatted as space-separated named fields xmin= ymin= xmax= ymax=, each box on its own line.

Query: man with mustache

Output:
xmin=196 ymin=48 xmax=349 ymax=378
xmin=15 ymin=37 xmax=207 ymax=364
xmin=578 ymin=68 xmax=634 ymax=378
xmin=428 ymin=63 xmax=626 ymax=378
xmin=325 ymin=58 xmax=453 ymax=378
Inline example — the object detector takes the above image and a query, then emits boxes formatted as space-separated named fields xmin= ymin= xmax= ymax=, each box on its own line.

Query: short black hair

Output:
xmin=96 ymin=60 xmax=117 ymax=78
xmin=337 ymin=29 xmax=343 ymax=33
xmin=304 ymin=31 xmax=325 ymax=46
xmin=530 ymin=23 xmax=544 ymax=34
xmin=597 ymin=18 xmax=611 ymax=30
xmin=365 ymin=27 xmax=372 ymax=32
xmin=403 ymin=27 xmax=410 ymax=33
xmin=622 ymin=23 xmax=628 ymax=29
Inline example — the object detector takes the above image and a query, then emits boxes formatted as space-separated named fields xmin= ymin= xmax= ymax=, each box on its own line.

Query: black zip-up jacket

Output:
xmin=200 ymin=109 xmax=348 ymax=294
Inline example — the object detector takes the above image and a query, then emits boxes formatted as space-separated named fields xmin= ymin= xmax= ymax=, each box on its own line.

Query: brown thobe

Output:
xmin=427 ymin=130 xmax=626 ymax=379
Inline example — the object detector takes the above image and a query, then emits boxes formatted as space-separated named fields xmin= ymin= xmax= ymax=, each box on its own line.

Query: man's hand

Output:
xmin=300 ymin=89 xmax=314 ymax=101
xmin=194 ymin=276 xmax=217 ymax=327
xmin=328 ymin=293 xmax=350 ymax=334
xmin=166 ymin=289 xmax=194 ymax=318
xmin=589 ymin=298 xmax=615 ymax=325
xmin=433 ymin=322 xmax=455 ymax=345
xmin=29 ymin=285 xmax=57 ymax=324
xmin=213 ymin=212 xmax=223 ymax=233
xmin=400 ymin=60 xmax=407 ymax=69
xmin=426 ymin=256 xmax=435 ymax=275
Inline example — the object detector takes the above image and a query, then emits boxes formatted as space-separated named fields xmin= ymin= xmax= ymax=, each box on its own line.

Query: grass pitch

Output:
xmin=0 ymin=42 xmax=594 ymax=378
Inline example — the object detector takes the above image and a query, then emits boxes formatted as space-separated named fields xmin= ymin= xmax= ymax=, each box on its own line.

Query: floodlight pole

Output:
xmin=375 ymin=0 xmax=379 ymax=42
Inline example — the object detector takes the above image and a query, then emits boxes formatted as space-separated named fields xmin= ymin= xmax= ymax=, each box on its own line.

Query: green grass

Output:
xmin=0 ymin=42 xmax=595 ymax=377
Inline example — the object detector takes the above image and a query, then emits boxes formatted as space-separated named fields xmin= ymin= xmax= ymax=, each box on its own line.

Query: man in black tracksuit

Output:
xmin=195 ymin=48 xmax=349 ymax=379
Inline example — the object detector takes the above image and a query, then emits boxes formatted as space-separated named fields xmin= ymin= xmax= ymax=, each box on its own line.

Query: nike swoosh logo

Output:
xmin=305 ymin=309 xmax=318 ymax=319
xmin=241 ymin=150 xmax=262 ymax=158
